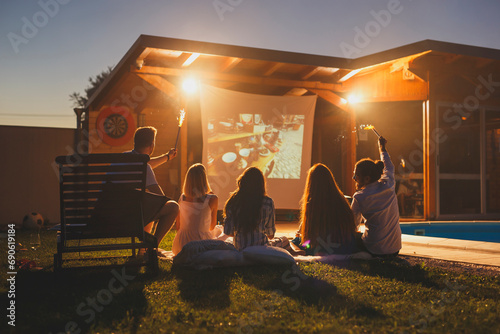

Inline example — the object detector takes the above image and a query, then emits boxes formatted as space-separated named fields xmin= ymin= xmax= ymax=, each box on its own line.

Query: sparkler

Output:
xmin=174 ymin=109 xmax=186 ymax=150
xmin=363 ymin=125 xmax=381 ymax=138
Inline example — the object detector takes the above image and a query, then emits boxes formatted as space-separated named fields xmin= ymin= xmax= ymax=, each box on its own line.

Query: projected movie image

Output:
xmin=206 ymin=113 xmax=305 ymax=179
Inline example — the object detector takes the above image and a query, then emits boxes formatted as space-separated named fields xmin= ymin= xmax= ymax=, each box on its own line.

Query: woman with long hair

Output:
xmin=293 ymin=163 xmax=357 ymax=255
xmin=172 ymin=163 xmax=219 ymax=254
xmin=223 ymin=167 xmax=288 ymax=251
xmin=351 ymin=136 xmax=401 ymax=257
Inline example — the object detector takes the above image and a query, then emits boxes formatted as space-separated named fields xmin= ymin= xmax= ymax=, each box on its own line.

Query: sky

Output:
xmin=1 ymin=0 xmax=500 ymax=129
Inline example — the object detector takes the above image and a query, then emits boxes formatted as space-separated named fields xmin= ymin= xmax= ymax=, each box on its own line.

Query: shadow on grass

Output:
xmin=172 ymin=263 xmax=384 ymax=320
xmin=243 ymin=263 xmax=385 ymax=319
xmin=343 ymin=257 xmax=443 ymax=289
xmin=2 ymin=265 xmax=155 ymax=334
xmin=172 ymin=265 xmax=236 ymax=309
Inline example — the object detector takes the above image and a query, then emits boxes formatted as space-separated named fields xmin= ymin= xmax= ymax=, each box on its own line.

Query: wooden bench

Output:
xmin=54 ymin=153 xmax=160 ymax=272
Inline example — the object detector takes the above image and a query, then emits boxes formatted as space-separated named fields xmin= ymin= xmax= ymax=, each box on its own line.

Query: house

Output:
xmin=81 ymin=35 xmax=500 ymax=221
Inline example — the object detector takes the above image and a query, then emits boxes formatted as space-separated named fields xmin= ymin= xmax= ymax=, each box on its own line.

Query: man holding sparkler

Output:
xmin=126 ymin=126 xmax=179 ymax=256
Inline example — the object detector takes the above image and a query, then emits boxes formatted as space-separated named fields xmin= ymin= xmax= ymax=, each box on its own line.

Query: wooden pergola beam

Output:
xmin=134 ymin=72 xmax=183 ymax=107
xmin=205 ymin=81 xmax=237 ymax=89
xmin=262 ymin=62 xmax=283 ymax=76
xmin=136 ymin=47 xmax=152 ymax=62
xmin=300 ymin=66 xmax=321 ymax=80
xmin=175 ymin=53 xmax=194 ymax=68
xmin=220 ymin=57 xmax=242 ymax=72
xmin=308 ymin=89 xmax=348 ymax=112
xmin=339 ymin=69 xmax=361 ymax=82
xmin=285 ymin=88 xmax=308 ymax=96
xmin=133 ymin=65 xmax=345 ymax=91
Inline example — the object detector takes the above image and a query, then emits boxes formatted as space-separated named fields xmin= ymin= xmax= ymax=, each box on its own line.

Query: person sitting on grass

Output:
xmin=351 ymin=136 xmax=401 ymax=257
xmin=291 ymin=163 xmax=358 ymax=256
xmin=125 ymin=126 xmax=179 ymax=258
xmin=223 ymin=167 xmax=289 ymax=251
xmin=172 ymin=163 xmax=220 ymax=255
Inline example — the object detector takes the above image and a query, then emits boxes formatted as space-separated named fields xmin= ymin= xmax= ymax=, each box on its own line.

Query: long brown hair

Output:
xmin=224 ymin=167 xmax=266 ymax=234
xmin=300 ymin=163 xmax=355 ymax=249
xmin=183 ymin=163 xmax=212 ymax=198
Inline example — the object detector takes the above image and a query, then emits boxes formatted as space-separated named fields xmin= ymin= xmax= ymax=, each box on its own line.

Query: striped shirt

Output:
xmin=223 ymin=196 xmax=276 ymax=251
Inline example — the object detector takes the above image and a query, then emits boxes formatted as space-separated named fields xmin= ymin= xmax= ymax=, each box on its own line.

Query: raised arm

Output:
xmin=378 ymin=137 xmax=395 ymax=185
xmin=149 ymin=148 xmax=177 ymax=169
xmin=378 ymin=136 xmax=387 ymax=154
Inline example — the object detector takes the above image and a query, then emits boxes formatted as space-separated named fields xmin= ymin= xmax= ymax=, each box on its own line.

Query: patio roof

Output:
xmin=85 ymin=35 xmax=500 ymax=112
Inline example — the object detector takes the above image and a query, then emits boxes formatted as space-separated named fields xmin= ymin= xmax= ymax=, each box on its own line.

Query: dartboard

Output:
xmin=96 ymin=106 xmax=135 ymax=146
xmin=103 ymin=114 xmax=128 ymax=138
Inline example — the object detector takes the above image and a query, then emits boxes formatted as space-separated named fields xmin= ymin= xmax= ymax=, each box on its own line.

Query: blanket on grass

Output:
xmin=161 ymin=239 xmax=373 ymax=270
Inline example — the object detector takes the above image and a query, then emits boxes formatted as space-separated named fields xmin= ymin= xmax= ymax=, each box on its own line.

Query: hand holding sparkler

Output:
xmin=165 ymin=148 xmax=177 ymax=161
xmin=363 ymin=125 xmax=381 ymax=138
xmin=174 ymin=109 xmax=186 ymax=150
xmin=378 ymin=136 xmax=387 ymax=153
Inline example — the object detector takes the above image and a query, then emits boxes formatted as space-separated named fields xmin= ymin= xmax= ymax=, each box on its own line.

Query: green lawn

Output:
xmin=1 ymin=229 xmax=499 ymax=333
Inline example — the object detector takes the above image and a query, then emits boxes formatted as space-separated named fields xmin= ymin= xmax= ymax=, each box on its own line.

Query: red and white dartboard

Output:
xmin=96 ymin=106 xmax=136 ymax=146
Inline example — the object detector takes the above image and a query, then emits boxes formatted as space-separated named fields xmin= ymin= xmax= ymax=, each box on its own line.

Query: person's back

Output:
xmin=172 ymin=194 xmax=217 ymax=254
xmin=352 ymin=177 xmax=400 ymax=254
xmin=223 ymin=167 xmax=291 ymax=252
xmin=172 ymin=164 xmax=218 ymax=254
xmin=224 ymin=195 xmax=275 ymax=251
xmin=351 ymin=137 xmax=401 ymax=256
xmin=294 ymin=163 xmax=358 ymax=255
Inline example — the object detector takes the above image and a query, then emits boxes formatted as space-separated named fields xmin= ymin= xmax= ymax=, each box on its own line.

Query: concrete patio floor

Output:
xmin=275 ymin=222 xmax=500 ymax=267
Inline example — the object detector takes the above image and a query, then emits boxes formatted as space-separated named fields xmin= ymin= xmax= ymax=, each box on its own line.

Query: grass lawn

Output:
xmin=1 ymin=229 xmax=499 ymax=333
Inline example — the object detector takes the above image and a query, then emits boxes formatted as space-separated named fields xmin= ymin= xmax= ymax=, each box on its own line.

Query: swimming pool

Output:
xmin=399 ymin=222 xmax=500 ymax=243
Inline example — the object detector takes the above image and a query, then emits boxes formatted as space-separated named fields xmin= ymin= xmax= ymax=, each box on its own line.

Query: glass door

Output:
xmin=437 ymin=105 xmax=500 ymax=218
xmin=485 ymin=110 xmax=500 ymax=214
xmin=437 ymin=104 xmax=481 ymax=216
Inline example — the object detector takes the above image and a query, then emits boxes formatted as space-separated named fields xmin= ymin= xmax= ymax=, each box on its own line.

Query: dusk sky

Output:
xmin=1 ymin=0 xmax=500 ymax=129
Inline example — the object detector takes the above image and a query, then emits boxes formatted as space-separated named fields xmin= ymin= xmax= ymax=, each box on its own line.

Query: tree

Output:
xmin=69 ymin=66 xmax=114 ymax=108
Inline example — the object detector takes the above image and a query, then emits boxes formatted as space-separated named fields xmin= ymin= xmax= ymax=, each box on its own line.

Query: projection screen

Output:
xmin=200 ymin=85 xmax=317 ymax=209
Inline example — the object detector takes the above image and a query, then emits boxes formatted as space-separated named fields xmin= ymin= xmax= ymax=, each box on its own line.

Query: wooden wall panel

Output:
xmin=345 ymin=67 xmax=428 ymax=102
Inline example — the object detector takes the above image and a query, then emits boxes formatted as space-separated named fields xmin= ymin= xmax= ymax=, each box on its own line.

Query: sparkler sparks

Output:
xmin=175 ymin=109 xmax=186 ymax=149
xmin=363 ymin=124 xmax=381 ymax=137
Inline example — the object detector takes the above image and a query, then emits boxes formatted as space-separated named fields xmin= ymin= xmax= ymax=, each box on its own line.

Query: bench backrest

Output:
xmin=55 ymin=153 xmax=150 ymax=240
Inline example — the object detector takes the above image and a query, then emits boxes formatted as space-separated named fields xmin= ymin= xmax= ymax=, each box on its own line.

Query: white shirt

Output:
xmin=351 ymin=151 xmax=402 ymax=255
xmin=125 ymin=150 xmax=158 ymax=187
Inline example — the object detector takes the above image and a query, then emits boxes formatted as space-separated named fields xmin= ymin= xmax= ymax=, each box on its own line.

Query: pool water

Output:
xmin=399 ymin=222 xmax=500 ymax=243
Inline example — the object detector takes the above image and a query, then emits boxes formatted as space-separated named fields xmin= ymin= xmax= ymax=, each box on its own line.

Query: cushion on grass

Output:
xmin=189 ymin=250 xmax=249 ymax=270
xmin=242 ymin=245 xmax=295 ymax=265
xmin=173 ymin=239 xmax=237 ymax=265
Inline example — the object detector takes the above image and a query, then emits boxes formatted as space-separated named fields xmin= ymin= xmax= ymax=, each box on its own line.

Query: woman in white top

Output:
xmin=172 ymin=164 xmax=219 ymax=254
xmin=351 ymin=137 xmax=401 ymax=257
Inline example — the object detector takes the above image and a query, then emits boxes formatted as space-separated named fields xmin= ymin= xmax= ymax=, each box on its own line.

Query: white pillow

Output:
xmin=242 ymin=245 xmax=295 ymax=265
